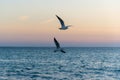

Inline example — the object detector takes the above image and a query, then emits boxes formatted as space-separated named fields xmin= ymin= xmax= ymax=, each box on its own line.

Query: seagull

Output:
xmin=54 ymin=37 xmax=66 ymax=53
xmin=56 ymin=15 xmax=71 ymax=30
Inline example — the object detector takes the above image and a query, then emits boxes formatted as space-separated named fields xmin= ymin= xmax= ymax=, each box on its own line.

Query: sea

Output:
xmin=0 ymin=47 xmax=120 ymax=80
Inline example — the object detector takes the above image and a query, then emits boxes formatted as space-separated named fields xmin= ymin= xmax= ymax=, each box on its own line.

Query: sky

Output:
xmin=0 ymin=0 xmax=120 ymax=47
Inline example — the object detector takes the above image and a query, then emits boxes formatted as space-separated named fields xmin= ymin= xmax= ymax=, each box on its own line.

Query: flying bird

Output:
xmin=54 ymin=37 xmax=66 ymax=53
xmin=56 ymin=15 xmax=71 ymax=30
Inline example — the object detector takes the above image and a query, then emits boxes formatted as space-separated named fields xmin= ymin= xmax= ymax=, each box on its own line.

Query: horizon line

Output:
xmin=0 ymin=46 xmax=120 ymax=48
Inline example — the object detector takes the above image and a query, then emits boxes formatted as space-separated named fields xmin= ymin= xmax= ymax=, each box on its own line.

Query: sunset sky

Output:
xmin=0 ymin=0 xmax=120 ymax=47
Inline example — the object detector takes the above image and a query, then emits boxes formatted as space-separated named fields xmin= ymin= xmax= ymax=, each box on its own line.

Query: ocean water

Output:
xmin=0 ymin=47 xmax=120 ymax=80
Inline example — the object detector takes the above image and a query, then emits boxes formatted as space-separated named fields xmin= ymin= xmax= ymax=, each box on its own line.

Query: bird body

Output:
xmin=59 ymin=26 xmax=68 ymax=30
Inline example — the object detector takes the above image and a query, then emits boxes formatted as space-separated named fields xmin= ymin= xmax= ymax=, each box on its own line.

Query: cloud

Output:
xmin=40 ymin=18 xmax=55 ymax=24
xmin=19 ymin=16 xmax=29 ymax=21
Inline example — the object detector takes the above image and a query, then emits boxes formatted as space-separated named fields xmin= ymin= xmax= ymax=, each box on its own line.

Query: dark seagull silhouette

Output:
xmin=56 ymin=15 xmax=71 ymax=30
xmin=54 ymin=37 xmax=66 ymax=53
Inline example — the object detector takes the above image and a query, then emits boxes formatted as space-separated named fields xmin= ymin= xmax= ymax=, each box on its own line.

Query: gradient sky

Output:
xmin=0 ymin=0 xmax=120 ymax=47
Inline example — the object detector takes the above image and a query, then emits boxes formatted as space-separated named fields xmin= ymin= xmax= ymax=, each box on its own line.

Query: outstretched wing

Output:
xmin=56 ymin=15 xmax=65 ymax=27
xmin=54 ymin=37 xmax=60 ymax=48
xmin=61 ymin=49 xmax=66 ymax=53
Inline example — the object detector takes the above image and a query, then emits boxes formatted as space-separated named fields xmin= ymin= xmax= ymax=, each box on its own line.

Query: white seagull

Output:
xmin=56 ymin=15 xmax=71 ymax=30
xmin=54 ymin=37 xmax=66 ymax=53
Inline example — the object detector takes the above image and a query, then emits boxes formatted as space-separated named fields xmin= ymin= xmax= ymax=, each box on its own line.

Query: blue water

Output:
xmin=0 ymin=47 xmax=120 ymax=80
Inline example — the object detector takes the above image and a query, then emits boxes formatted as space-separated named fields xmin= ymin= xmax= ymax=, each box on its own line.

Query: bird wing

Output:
xmin=54 ymin=37 xmax=60 ymax=48
xmin=61 ymin=49 xmax=66 ymax=53
xmin=56 ymin=15 xmax=65 ymax=27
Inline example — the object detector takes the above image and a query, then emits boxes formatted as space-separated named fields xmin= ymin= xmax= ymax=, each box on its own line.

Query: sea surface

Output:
xmin=0 ymin=47 xmax=120 ymax=80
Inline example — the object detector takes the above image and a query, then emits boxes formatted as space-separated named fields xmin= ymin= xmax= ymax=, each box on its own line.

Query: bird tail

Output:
xmin=67 ymin=25 xmax=72 ymax=27
xmin=60 ymin=49 xmax=66 ymax=53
